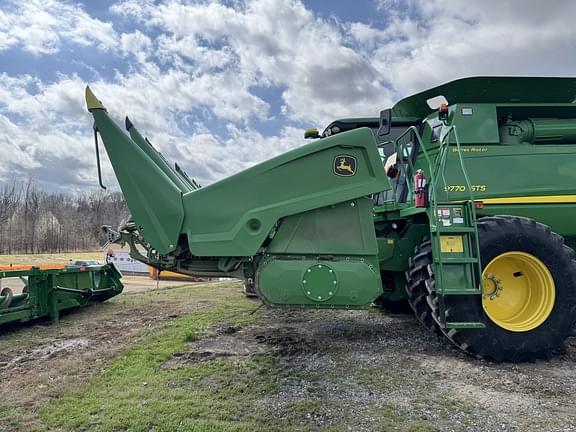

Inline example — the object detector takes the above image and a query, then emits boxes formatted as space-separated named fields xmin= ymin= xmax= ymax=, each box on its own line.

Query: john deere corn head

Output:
xmin=0 ymin=264 xmax=123 ymax=325
xmin=86 ymin=76 xmax=576 ymax=361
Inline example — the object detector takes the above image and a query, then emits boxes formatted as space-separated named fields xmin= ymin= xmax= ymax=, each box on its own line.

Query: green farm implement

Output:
xmin=0 ymin=264 xmax=123 ymax=325
xmin=86 ymin=76 xmax=576 ymax=361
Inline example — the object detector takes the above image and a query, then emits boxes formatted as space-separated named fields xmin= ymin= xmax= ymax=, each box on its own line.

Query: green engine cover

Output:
xmin=256 ymin=257 xmax=381 ymax=308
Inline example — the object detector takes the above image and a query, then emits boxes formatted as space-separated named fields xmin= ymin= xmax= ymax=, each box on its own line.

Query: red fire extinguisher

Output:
xmin=414 ymin=169 xmax=428 ymax=208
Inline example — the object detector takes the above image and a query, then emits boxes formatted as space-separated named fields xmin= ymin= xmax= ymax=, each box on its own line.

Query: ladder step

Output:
xmin=444 ymin=322 xmax=486 ymax=329
xmin=432 ymin=226 xmax=476 ymax=233
xmin=435 ymin=257 xmax=478 ymax=264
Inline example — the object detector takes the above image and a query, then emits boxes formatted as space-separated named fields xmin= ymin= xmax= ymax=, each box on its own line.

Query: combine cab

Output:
xmin=86 ymin=77 xmax=576 ymax=361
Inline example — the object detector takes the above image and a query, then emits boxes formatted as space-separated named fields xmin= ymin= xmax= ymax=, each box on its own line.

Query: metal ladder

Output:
xmin=429 ymin=200 xmax=484 ymax=328
xmin=429 ymin=126 xmax=484 ymax=329
xmin=394 ymin=124 xmax=485 ymax=329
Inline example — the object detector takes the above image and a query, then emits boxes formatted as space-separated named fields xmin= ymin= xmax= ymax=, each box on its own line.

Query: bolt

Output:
xmin=329 ymin=269 xmax=333 ymax=273
xmin=317 ymin=296 xmax=322 ymax=300
xmin=350 ymin=202 xmax=355 ymax=207
xmin=333 ymin=281 xmax=337 ymax=284
xmin=329 ymin=291 xmax=333 ymax=295
xmin=318 ymin=264 xmax=322 ymax=268
xmin=307 ymin=269 xmax=311 ymax=272
xmin=307 ymin=291 xmax=311 ymax=295
xmin=303 ymin=280 xmax=307 ymax=284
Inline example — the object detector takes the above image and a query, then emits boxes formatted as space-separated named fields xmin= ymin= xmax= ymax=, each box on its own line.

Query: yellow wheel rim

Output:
xmin=482 ymin=252 xmax=555 ymax=332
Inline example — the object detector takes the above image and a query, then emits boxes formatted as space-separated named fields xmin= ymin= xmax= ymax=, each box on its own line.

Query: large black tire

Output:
xmin=405 ymin=240 xmax=443 ymax=336
xmin=423 ymin=216 xmax=576 ymax=362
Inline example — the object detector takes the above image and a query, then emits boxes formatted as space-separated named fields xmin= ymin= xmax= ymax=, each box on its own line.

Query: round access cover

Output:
xmin=302 ymin=263 xmax=338 ymax=302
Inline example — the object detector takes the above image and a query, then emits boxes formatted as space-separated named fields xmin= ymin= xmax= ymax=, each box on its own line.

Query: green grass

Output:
xmin=39 ymin=291 xmax=273 ymax=432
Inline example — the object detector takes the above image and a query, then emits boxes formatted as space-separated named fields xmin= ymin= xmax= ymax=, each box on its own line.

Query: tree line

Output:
xmin=0 ymin=179 xmax=128 ymax=254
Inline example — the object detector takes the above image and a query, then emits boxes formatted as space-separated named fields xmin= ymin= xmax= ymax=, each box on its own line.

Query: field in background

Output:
xmin=0 ymin=251 xmax=103 ymax=266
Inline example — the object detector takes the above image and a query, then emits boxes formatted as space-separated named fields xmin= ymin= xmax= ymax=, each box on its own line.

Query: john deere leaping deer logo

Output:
xmin=333 ymin=155 xmax=357 ymax=176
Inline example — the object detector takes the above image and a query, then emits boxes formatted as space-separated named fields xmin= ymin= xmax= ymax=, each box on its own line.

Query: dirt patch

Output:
xmin=162 ymin=334 xmax=266 ymax=367
xmin=161 ymin=323 xmax=313 ymax=368
xmin=0 ymin=338 xmax=90 ymax=369
xmin=253 ymin=325 xmax=317 ymax=356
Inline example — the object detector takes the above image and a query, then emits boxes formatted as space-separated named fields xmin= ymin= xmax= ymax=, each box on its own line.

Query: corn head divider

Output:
xmin=0 ymin=264 xmax=123 ymax=325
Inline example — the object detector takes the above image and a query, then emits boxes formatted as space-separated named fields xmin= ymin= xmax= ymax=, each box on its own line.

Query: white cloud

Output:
xmin=112 ymin=0 xmax=393 ymax=124
xmin=150 ymin=124 xmax=305 ymax=185
xmin=0 ymin=0 xmax=118 ymax=55
xmin=367 ymin=0 xmax=576 ymax=95
xmin=121 ymin=31 xmax=152 ymax=64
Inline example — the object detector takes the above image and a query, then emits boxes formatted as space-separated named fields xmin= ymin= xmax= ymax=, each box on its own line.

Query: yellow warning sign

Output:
xmin=439 ymin=236 xmax=464 ymax=253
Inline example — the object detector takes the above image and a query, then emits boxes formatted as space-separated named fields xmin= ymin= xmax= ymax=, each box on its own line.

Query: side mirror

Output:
xmin=304 ymin=128 xmax=321 ymax=139
xmin=378 ymin=108 xmax=392 ymax=137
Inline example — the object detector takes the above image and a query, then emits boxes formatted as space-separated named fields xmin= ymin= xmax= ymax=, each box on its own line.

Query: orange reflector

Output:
xmin=475 ymin=201 xmax=485 ymax=209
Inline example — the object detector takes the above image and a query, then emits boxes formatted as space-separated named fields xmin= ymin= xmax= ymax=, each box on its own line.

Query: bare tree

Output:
xmin=0 ymin=180 xmax=21 ymax=254
xmin=0 ymin=179 xmax=128 ymax=254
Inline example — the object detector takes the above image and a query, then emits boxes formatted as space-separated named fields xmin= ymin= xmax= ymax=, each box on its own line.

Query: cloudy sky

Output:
xmin=1 ymin=0 xmax=576 ymax=191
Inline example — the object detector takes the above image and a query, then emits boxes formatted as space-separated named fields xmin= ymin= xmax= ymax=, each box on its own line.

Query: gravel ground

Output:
xmin=171 ymin=306 xmax=576 ymax=431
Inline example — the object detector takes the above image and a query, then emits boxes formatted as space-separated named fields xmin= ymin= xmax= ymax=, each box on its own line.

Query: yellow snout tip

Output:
xmin=85 ymin=86 xmax=105 ymax=111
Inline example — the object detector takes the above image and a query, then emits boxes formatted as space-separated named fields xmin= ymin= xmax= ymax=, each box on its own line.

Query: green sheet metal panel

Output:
xmin=392 ymin=77 xmax=576 ymax=118
xmin=182 ymin=127 xmax=390 ymax=256
xmin=126 ymin=118 xmax=192 ymax=193
xmin=90 ymin=108 xmax=185 ymax=255
xmin=267 ymin=198 xmax=377 ymax=256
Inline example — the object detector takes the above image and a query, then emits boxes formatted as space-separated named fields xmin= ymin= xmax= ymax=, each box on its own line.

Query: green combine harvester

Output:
xmin=86 ymin=76 xmax=576 ymax=362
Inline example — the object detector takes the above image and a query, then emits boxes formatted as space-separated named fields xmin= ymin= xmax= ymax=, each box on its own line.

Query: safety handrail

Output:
xmin=392 ymin=126 xmax=433 ymax=205
xmin=435 ymin=125 xmax=483 ymax=293
xmin=391 ymin=123 xmax=476 ymax=214
xmin=394 ymin=126 xmax=434 ymax=176
xmin=427 ymin=124 xmax=476 ymax=229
